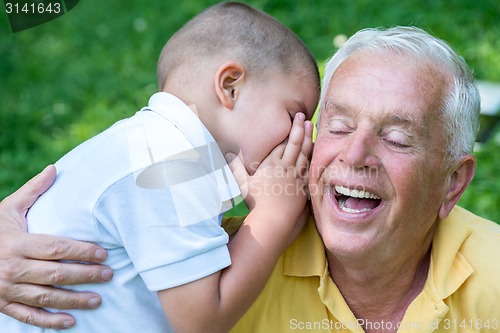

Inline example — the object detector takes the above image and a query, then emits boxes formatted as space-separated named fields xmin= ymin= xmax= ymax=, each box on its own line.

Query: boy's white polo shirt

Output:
xmin=0 ymin=92 xmax=240 ymax=332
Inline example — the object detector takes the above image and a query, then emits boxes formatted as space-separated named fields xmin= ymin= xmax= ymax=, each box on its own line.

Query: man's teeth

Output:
xmin=337 ymin=201 xmax=371 ymax=213
xmin=334 ymin=185 xmax=380 ymax=200
xmin=334 ymin=185 xmax=381 ymax=213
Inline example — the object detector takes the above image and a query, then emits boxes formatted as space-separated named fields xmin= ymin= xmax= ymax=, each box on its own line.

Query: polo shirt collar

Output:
xmin=401 ymin=206 xmax=474 ymax=329
xmin=282 ymin=217 xmax=365 ymax=331
xmin=428 ymin=206 xmax=474 ymax=299
xmin=142 ymin=92 xmax=210 ymax=147
xmin=283 ymin=216 xmax=326 ymax=278
xmin=139 ymin=92 xmax=240 ymax=211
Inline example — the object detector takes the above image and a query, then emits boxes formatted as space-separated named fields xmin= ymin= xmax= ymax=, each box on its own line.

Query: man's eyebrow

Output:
xmin=385 ymin=113 xmax=425 ymax=132
xmin=321 ymin=99 xmax=355 ymax=119
xmin=387 ymin=113 xmax=414 ymax=126
xmin=322 ymin=99 xmax=425 ymax=131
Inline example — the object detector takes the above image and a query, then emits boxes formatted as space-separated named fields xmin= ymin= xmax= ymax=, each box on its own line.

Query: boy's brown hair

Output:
xmin=157 ymin=2 xmax=319 ymax=91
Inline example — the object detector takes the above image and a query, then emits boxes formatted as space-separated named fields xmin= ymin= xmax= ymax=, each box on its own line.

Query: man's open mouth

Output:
xmin=334 ymin=185 xmax=382 ymax=213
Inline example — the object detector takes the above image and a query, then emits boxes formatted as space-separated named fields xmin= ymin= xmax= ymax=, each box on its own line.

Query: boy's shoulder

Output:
xmin=54 ymin=109 xmax=194 ymax=187
xmin=83 ymin=109 xmax=195 ymax=163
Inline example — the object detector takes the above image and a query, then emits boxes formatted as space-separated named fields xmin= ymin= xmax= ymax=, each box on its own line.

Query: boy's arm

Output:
xmin=158 ymin=114 xmax=313 ymax=333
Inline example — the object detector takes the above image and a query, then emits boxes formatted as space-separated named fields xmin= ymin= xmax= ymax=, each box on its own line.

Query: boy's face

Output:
xmin=226 ymin=72 xmax=318 ymax=174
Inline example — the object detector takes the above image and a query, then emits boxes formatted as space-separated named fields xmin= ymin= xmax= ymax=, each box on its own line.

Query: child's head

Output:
xmin=157 ymin=2 xmax=320 ymax=173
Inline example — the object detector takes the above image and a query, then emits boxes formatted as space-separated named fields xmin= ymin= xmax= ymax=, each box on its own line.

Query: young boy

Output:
xmin=0 ymin=2 xmax=319 ymax=333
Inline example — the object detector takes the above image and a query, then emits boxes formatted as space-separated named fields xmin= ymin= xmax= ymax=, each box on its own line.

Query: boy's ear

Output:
xmin=214 ymin=61 xmax=245 ymax=110
xmin=439 ymin=155 xmax=476 ymax=219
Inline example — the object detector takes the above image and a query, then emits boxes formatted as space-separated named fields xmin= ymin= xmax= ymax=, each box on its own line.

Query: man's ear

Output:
xmin=439 ymin=154 xmax=476 ymax=219
xmin=214 ymin=61 xmax=245 ymax=110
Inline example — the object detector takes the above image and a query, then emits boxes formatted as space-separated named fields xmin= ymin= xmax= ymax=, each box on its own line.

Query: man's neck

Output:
xmin=327 ymin=244 xmax=432 ymax=333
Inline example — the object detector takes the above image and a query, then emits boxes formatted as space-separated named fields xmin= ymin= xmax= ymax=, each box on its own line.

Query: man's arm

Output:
xmin=0 ymin=165 xmax=112 ymax=329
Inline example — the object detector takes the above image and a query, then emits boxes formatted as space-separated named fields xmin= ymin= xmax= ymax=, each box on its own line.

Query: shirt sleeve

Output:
xmin=93 ymin=160 xmax=231 ymax=291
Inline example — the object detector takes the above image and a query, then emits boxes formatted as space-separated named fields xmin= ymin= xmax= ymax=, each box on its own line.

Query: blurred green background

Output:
xmin=1 ymin=0 xmax=499 ymax=222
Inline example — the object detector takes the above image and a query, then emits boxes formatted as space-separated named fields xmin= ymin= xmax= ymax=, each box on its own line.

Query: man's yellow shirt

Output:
xmin=229 ymin=206 xmax=500 ymax=332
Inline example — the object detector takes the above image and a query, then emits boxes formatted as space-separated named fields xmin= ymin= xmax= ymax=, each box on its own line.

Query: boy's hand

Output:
xmin=227 ymin=112 xmax=313 ymax=223
xmin=161 ymin=116 xmax=313 ymax=333
xmin=0 ymin=165 xmax=112 ymax=329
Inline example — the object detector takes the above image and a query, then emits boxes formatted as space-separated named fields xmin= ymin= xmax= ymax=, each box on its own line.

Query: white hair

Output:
xmin=320 ymin=26 xmax=480 ymax=161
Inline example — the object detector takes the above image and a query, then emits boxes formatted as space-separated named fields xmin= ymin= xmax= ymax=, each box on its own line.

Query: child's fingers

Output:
xmin=282 ymin=113 xmax=305 ymax=164
xmin=268 ymin=141 xmax=286 ymax=159
xmin=296 ymin=120 xmax=313 ymax=172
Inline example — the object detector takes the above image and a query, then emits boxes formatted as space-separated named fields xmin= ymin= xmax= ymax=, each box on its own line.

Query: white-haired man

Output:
xmin=231 ymin=26 xmax=500 ymax=333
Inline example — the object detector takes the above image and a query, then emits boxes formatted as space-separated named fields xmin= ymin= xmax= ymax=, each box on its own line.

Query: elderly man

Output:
xmin=1 ymin=27 xmax=499 ymax=332
xmin=230 ymin=26 xmax=500 ymax=332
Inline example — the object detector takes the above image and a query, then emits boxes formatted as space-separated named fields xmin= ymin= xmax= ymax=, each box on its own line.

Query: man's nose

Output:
xmin=338 ymin=130 xmax=379 ymax=169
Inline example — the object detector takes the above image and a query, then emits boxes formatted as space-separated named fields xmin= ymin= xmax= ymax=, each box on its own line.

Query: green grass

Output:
xmin=1 ymin=0 xmax=499 ymax=222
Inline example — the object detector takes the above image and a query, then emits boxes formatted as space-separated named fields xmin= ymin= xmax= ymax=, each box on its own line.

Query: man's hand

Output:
xmin=0 ymin=165 xmax=112 ymax=329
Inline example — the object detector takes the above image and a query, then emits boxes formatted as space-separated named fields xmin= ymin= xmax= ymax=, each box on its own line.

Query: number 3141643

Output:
xmin=5 ymin=2 xmax=61 ymax=14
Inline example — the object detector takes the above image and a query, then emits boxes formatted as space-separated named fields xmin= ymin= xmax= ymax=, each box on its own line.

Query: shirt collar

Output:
xmin=283 ymin=216 xmax=327 ymax=277
xmin=141 ymin=92 xmax=209 ymax=147
xmin=429 ymin=206 xmax=474 ymax=299
xmin=139 ymin=92 xmax=240 ymax=208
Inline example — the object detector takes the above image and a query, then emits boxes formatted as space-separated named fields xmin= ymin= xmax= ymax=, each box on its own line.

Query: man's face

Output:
xmin=309 ymin=51 xmax=451 ymax=259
